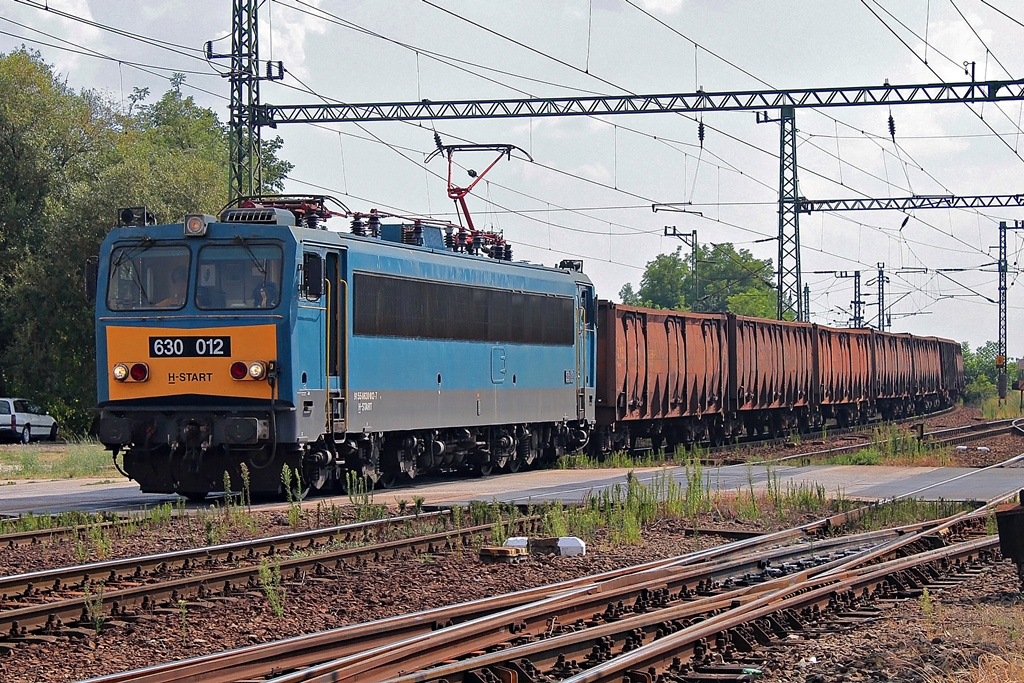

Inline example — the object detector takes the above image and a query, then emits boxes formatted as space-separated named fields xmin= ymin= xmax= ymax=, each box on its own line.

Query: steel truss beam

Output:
xmin=798 ymin=194 xmax=1024 ymax=213
xmin=256 ymin=78 xmax=1024 ymax=125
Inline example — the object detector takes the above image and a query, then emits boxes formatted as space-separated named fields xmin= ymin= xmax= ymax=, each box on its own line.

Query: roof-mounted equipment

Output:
xmin=219 ymin=195 xmax=349 ymax=229
xmin=427 ymin=134 xmax=531 ymax=261
xmin=183 ymin=214 xmax=216 ymax=237
xmin=117 ymin=207 xmax=157 ymax=227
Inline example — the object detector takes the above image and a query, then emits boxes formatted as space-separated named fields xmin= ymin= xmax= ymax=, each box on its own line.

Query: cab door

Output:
xmin=326 ymin=250 xmax=347 ymax=433
xmin=576 ymin=284 xmax=597 ymax=422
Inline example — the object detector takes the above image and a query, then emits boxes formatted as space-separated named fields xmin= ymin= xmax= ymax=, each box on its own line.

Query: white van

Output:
xmin=0 ymin=398 xmax=59 ymax=443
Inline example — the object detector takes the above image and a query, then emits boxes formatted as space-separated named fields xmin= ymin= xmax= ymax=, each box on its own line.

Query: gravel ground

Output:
xmin=757 ymin=559 xmax=1024 ymax=683
xmin=0 ymin=508 xmax=1020 ymax=683
xmin=1 ymin=405 xmax=1021 ymax=682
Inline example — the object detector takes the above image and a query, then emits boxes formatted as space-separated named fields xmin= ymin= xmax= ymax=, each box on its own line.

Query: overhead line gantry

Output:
xmin=224 ymin=0 xmax=1024 ymax=322
xmin=251 ymin=77 xmax=1024 ymax=323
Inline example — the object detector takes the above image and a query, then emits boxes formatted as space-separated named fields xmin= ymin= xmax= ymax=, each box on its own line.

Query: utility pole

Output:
xmin=876 ymin=263 xmax=888 ymax=331
xmin=664 ymin=226 xmax=698 ymax=309
xmin=813 ymin=270 xmax=863 ymax=327
xmin=998 ymin=221 xmax=1024 ymax=400
xmin=207 ymin=0 xmax=283 ymax=201
xmin=757 ymin=107 xmax=802 ymax=322
xmin=850 ymin=270 xmax=863 ymax=328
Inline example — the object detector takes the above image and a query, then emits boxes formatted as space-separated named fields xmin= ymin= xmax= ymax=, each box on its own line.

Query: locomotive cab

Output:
xmin=95 ymin=208 xmax=307 ymax=500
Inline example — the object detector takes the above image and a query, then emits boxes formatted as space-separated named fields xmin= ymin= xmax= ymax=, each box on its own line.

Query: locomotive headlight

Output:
xmin=113 ymin=362 xmax=149 ymax=382
xmin=230 ymin=360 xmax=268 ymax=381
xmin=183 ymin=214 xmax=213 ymax=237
xmin=248 ymin=361 xmax=267 ymax=380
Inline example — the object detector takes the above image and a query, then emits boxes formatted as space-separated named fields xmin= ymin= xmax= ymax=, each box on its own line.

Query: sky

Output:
xmin=3 ymin=0 xmax=1024 ymax=353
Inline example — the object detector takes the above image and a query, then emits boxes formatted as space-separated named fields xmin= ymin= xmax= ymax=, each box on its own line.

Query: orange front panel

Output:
xmin=105 ymin=324 xmax=277 ymax=400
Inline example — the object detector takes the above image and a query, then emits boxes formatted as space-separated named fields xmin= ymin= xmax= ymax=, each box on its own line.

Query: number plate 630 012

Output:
xmin=149 ymin=336 xmax=232 ymax=357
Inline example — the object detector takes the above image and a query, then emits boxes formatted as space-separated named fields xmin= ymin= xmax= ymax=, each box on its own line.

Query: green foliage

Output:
xmin=258 ymin=557 xmax=286 ymax=618
xmin=282 ymin=466 xmax=303 ymax=526
xmin=617 ymin=243 xmax=774 ymax=314
xmin=637 ymin=247 xmax=690 ymax=310
xmin=178 ymin=599 xmax=189 ymax=643
xmin=962 ymin=340 xmax=1000 ymax=404
xmin=0 ymin=50 xmax=292 ymax=431
xmin=727 ymin=287 xmax=779 ymax=318
xmin=83 ymin=582 xmax=105 ymax=634
xmin=345 ymin=470 xmax=387 ymax=522
xmin=853 ymin=498 xmax=974 ymax=530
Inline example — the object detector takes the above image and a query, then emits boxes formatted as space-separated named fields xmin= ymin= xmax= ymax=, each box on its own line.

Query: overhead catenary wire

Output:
xmin=6 ymin=0 xmax=1015 ymax=323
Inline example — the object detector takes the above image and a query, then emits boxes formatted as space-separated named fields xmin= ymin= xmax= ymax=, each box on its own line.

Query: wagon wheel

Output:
xmin=179 ymin=491 xmax=209 ymax=503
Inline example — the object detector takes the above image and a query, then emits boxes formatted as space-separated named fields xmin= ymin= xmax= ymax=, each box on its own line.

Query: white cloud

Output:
xmin=266 ymin=0 xmax=328 ymax=80
xmin=12 ymin=0 xmax=103 ymax=74
xmin=638 ymin=0 xmax=684 ymax=14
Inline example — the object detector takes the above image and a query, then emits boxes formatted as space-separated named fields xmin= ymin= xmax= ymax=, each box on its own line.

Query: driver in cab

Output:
xmin=156 ymin=265 xmax=187 ymax=307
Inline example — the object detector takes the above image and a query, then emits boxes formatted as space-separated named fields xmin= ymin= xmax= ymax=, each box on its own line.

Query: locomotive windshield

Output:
xmin=195 ymin=243 xmax=283 ymax=310
xmin=106 ymin=245 xmax=190 ymax=311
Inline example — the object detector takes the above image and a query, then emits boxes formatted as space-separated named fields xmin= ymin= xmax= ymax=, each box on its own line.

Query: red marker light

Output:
xmin=230 ymin=361 xmax=248 ymax=380
xmin=129 ymin=363 xmax=149 ymax=382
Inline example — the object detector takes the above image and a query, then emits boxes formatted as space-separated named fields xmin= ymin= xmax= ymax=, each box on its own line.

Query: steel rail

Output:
xmin=79 ymin=506 xmax=913 ymax=683
xmin=273 ymin=514 xmax=986 ymax=683
xmin=757 ymin=418 xmax=1020 ymax=466
xmin=378 ymin=535 xmax=993 ymax=683
xmin=554 ymin=535 xmax=996 ymax=683
xmin=0 ymin=511 xmax=447 ymax=605
xmin=117 ymin=515 xmax=973 ymax=683
xmin=1 ymin=515 xmax=535 ymax=640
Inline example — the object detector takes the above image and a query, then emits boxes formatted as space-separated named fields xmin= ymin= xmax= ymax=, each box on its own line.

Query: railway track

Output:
xmin=758 ymin=416 xmax=1024 ymax=466
xmin=77 ymin=505 xmax=994 ymax=683
xmin=0 ymin=510 xmax=498 ymax=641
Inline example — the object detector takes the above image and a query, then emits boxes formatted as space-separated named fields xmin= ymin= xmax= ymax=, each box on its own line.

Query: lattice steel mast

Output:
xmin=208 ymin=0 xmax=282 ymax=201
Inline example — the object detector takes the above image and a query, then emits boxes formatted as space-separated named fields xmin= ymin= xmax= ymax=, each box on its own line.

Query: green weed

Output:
xmin=83 ymin=583 xmax=105 ymax=634
xmin=258 ymin=557 xmax=285 ymax=617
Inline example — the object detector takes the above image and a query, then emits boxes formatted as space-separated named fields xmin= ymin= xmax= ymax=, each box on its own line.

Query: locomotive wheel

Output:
xmin=475 ymin=463 xmax=493 ymax=477
xmin=180 ymin=491 xmax=209 ymax=503
xmin=378 ymin=467 xmax=398 ymax=489
xmin=505 ymin=457 xmax=521 ymax=474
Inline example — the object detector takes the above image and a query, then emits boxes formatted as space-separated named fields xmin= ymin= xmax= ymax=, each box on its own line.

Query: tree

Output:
xmin=636 ymin=248 xmax=689 ymax=310
xmin=694 ymin=243 xmax=774 ymax=313
xmin=727 ymin=288 xmax=778 ymax=318
xmin=618 ymin=282 xmax=641 ymax=306
xmin=0 ymin=52 xmax=294 ymax=433
xmin=961 ymin=340 xmax=999 ymax=404
xmin=618 ymin=242 xmax=776 ymax=315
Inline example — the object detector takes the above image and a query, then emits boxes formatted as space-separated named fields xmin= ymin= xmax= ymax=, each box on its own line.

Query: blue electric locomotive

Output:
xmin=93 ymin=198 xmax=596 ymax=499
